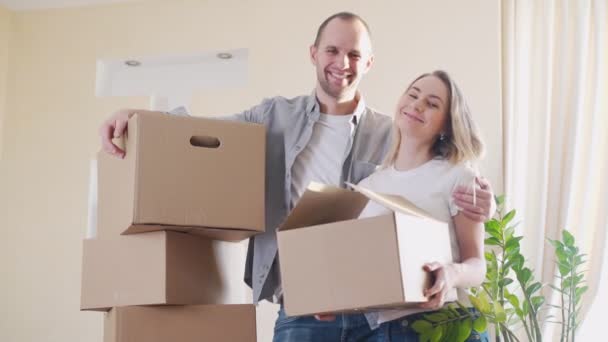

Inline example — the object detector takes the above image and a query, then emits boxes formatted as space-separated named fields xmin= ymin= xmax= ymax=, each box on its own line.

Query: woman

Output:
xmin=313 ymin=70 xmax=488 ymax=341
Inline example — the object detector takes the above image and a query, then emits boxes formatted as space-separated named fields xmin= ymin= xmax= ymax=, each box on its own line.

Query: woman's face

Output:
xmin=395 ymin=75 xmax=449 ymax=143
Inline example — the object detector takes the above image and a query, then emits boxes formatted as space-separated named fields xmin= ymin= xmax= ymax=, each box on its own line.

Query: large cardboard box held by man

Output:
xmin=277 ymin=183 xmax=457 ymax=317
xmin=104 ymin=304 xmax=256 ymax=342
xmin=97 ymin=112 xmax=265 ymax=241
xmin=81 ymin=231 xmax=241 ymax=311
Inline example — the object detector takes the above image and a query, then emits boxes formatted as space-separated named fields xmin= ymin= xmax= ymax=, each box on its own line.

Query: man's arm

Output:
xmin=99 ymin=108 xmax=162 ymax=158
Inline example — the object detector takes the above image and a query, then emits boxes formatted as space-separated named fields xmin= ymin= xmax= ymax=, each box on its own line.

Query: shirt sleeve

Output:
xmin=223 ymin=97 xmax=273 ymax=124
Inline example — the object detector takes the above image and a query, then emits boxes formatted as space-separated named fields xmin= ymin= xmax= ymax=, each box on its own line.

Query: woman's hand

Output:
xmin=418 ymin=262 xmax=457 ymax=310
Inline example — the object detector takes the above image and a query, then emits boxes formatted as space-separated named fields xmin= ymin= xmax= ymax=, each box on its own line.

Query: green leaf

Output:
xmin=485 ymin=220 xmax=501 ymax=236
xmin=424 ymin=313 xmax=449 ymax=323
xmin=485 ymin=237 xmax=502 ymax=246
xmin=430 ymin=325 xmax=444 ymax=342
xmin=495 ymin=195 xmax=505 ymax=206
xmin=526 ymin=282 xmax=542 ymax=296
xmin=522 ymin=301 xmax=529 ymax=316
xmin=468 ymin=293 xmax=491 ymax=314
xmin=420 ymin=330 xmax=432 ymax=342
xmin=510 ymin=254 xmax=524 ymax=271
xmin=447 ymin=304 xmax=461 ymax=318
xmin=575 ymin=286 xmax=589 ymax=304
xmin=505 ymin=292 xmax=520 ymax=310
xmin=478 ymin=291 xmax=493 ymax=314
xmin=574 ymin=257 xmax=587 ymax=267
xmin=498 ymin=278 xmax=513 ymax=287
xmin=456 ymin=319 xmax=473 ymax=342
xmin=555 ymin=246 xmax=568 ymax=262
xmin=494 ymin=302 xmax=507 ymax=323
xmin=505 ymin=236 xmax=523 ymax=251
xmin=567 ymin=245 xmax=579 ymax=255
xmin=504 ymin=226 xmax=516 ymax=239
xmin=473 ymin=315 xmax=487 ymax=332
xmin=562 ymin=230 xmax=575 ymax=247
xmin=503 ymin=210 xmax=516 ymax=224
xmin=442 ymin=322 xmax=460 ymax=342
xmin=411 ymin=320 xmax=433 ymax=334
xmin=548 ymin=239 xmax=563 ymax=249
xmin=518 ymin=268 xmax=532 ymax=284
xmin=558 ymin=264 xmax=570 ymax=277
xmin=531 ymin=296 xmax=545 ymax=310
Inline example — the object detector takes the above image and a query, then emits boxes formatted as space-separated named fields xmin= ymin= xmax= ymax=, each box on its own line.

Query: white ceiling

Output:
xmin=0 ymin=0 xmax=144 ymax=11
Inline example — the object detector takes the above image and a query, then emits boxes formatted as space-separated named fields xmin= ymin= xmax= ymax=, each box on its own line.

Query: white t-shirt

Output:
xmin=290 ymin=113 xmax=354 ymax=206
xmin=357 ymin=158 xmax=478 ymax=327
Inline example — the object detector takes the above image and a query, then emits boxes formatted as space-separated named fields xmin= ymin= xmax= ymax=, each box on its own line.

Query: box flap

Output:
xmin=279 ymin=182 xmax=369 ymax=231
xmin=347 ymin=182 xmax=440 ymax=221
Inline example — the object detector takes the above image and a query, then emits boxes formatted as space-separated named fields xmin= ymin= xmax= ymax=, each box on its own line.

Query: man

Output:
xmin=100 ymin=12 xmax=495 ymax=341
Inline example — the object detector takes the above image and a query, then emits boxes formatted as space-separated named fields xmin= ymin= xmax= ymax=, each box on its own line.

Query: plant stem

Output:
xmin=518 ymin=277 xmax=542 ymax=341
xmin=560 ymin=275 xmax=566 ymax=342
xmin=569 ymin=261 xmax=575 ymax=342
xmin=431 ymin=312 xmax=475 ymax=327
xmin=504 ymin=325 xmax=522 ymax=342
xmin=500 ymin=325 xmax=512 ymax=342
xmin=521 ymin=317 xmax=534 ymax=342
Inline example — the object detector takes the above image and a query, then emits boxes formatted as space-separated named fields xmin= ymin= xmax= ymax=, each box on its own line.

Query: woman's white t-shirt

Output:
xmin=358 ymin=158 xmax=478 ymax=328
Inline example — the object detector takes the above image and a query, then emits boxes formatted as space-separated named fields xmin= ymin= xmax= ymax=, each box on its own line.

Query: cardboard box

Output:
xmin=97 ymin=112 xmax=265 ymax=241
xmin=81 ymin=231 xmax=241 ymax=311
xmin=104 ymin=304 xmax=256 ymax=342
xmin=277 ymin=183 xmax=457 ymax=317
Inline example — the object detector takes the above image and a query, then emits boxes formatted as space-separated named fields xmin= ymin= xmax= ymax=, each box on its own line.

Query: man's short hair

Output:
xmin=313 ymin=12 xmax=371 ymax=47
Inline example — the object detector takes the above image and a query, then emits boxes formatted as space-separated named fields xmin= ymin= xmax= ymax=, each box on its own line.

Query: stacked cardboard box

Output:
xmin=81 ymin=112 xmax=264 ymax=341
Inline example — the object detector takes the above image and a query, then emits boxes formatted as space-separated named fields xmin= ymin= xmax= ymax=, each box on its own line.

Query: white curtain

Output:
xmin=502 ymin=0 xmax=607 ymax=340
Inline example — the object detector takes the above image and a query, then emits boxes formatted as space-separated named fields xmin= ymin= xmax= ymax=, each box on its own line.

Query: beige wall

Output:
xmin=0 ymin=1 xmax=501 ymax=341
xmin=0 ymin=5 xmax=11 ymax=160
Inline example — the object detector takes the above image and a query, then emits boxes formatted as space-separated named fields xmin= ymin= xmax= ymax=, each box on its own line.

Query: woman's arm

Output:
xmin=418 ymin=212 xmax=486 ymax=310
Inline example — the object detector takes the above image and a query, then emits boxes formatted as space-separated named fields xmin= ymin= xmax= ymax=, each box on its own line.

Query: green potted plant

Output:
xmin=410 ymin=196 xmax=588 ymax=342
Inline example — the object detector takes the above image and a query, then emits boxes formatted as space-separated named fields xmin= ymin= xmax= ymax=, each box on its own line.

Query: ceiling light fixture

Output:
xmin=124 ymin=60 xmax=141 ymax=67
xmin=216 ymin=52 xmax=233 ymax=60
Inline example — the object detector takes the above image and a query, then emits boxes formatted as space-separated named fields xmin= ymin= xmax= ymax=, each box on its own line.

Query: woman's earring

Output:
xmin=439 ymin=133 xmax=446 ymax=142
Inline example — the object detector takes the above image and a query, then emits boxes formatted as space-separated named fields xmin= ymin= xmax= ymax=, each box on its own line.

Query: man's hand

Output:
xmin=99 ymin=108 xmax=138 ymax=158
xmin=453 ymin=177 xmax=496 ymax=222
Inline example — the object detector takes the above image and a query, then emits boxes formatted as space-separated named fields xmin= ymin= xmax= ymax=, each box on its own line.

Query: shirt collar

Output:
xmin=306 ymin=90 xmax=366 ymax=127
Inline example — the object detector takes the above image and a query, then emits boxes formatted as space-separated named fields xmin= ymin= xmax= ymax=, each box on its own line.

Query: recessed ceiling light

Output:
xmin=216 ymin=52 xmax=233 ymax=60
xmin=125 ymin=60 xmax=141 ymax=67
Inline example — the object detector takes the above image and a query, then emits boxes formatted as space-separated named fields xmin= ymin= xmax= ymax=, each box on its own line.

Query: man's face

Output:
xmin=310 ymin=18 xmax=374 ymax=101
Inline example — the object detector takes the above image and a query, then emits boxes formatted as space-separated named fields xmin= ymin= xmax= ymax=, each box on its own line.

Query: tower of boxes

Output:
xmin=80 ymin=112 xmax=266 ymax=342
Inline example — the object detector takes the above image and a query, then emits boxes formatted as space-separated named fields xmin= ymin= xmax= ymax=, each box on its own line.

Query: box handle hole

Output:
xmin=190 ymin=136 xmax=221 ymax=148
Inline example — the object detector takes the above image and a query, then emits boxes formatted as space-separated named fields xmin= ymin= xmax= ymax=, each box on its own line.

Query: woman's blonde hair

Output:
xmin=382 ymin=70 xmax=485 ymax=167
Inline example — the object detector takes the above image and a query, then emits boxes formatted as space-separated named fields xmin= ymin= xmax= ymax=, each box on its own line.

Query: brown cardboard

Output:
xmin=81 ymin=231 xmax=236 ymax=311
xmin=97 ymin=112 xmax=265 ymax=241
xmin=277 ymin=182 xmax=457 ymax=317
xmin=104 ymin=304 xmax=256 ymax=342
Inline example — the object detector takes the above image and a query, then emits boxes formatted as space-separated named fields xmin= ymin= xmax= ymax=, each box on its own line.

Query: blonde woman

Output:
xmin=350 ymin=70 xmax=488 ymax=341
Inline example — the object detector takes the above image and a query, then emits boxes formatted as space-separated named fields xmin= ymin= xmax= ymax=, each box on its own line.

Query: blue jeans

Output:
xmin=272 ymin=307 xmax=489 ymax=342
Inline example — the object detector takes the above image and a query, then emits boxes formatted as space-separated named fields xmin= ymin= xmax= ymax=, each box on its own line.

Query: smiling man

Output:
xmin=99 ymin=12 xmax=495 ymax=342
